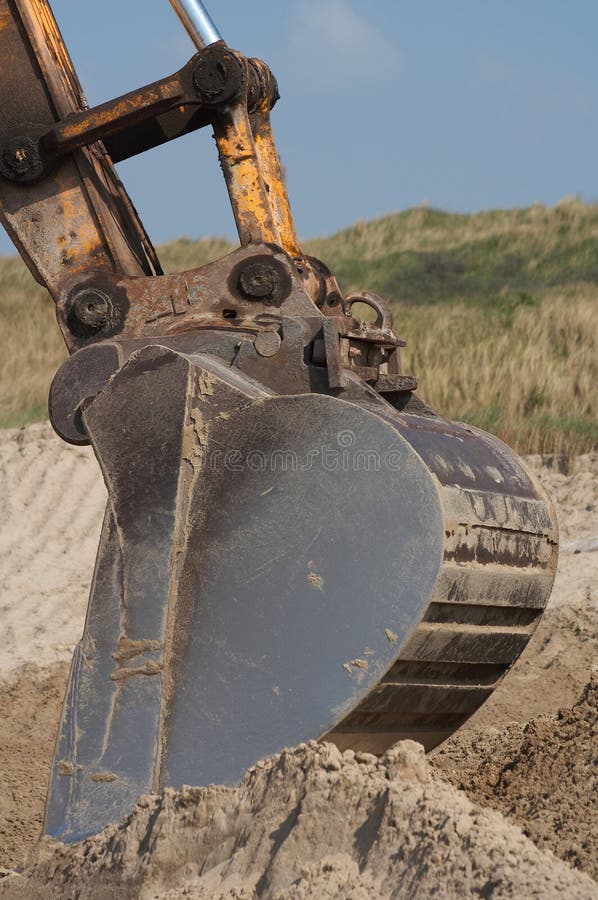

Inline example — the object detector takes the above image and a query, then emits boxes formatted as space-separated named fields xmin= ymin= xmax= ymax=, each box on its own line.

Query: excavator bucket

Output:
xmin=0 ymin=0 xmax=558 ymax=844
xmin=45 ymin=340 xmax=557 ymax=842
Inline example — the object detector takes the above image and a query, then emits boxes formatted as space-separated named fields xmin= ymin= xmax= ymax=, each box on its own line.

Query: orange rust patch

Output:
xmin=307 ymin=572 xmax=324 ymax=591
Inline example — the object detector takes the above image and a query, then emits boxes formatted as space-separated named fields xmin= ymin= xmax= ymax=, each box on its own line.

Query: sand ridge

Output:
xmin=0 ymin=424 xmax=105 ymax=675
xmin=2 ymin=742 xmax=597 ymax=900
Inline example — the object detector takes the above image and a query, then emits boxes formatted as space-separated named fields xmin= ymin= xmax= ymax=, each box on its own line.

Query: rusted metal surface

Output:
xmin=49 ymin=239 xmax=415 ymax=399
xmin=0 ymin=15 xmax=302 ymax=349
xmin=36 ymin=46 xmax=256 ymax=165
xmin=0 ymin=0 xmax=558 ymax=844
xmin=0 ymin=0 xmax=159 ymax=321
xmin=249 ymin=59 xmax=301 ymax=258
xmin=20 ymin=38 xmax=302 ymax=257
xmin=56 ymin=244 xmax=309 ymax=344
xmin=40 ymin=75 xmax=189 ymax=160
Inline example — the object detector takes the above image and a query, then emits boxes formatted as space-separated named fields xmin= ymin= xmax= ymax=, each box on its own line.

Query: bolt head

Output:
xmin=193 ymin=58 xmax=228 ymax=99
xmin=72 ymin=291 xmax=110 ymax=329
xmin=1 ymin=136 xmax=42 ymax=181
xmin=254 ymin=331 xmax=282 ymax=358
xmin=238 ymin=263 xmax=280 ymax=300
xmin=66 ymin=287 xmax=126 ymax=341
xmin=192 ymin=48 xmax=244 ymax=105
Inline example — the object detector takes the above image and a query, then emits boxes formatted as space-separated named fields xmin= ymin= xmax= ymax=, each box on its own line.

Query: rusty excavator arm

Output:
xmin=0 ymin=0 xmax=557 ymax=843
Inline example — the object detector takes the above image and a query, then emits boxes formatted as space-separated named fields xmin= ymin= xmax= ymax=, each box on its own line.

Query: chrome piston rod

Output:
xmin=169 ymin=0 xmax=222 ymax=49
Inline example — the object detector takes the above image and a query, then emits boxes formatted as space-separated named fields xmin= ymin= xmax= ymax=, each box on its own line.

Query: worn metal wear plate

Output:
xmin=161 ymin=394 xmax=444 ymax=787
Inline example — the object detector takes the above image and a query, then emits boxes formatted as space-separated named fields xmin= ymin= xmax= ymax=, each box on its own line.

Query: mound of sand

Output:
xmin=0 ymin=664 xmax=69 ymax=872
xmin=434 ymin=678 xmax=598 ymax=878
xmin=2 ymin=742 xmax=596 ymax=900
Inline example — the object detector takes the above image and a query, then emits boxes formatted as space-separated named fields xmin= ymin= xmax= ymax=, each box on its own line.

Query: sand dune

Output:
xmin=0 ymin=424 xmax=105 ymax=675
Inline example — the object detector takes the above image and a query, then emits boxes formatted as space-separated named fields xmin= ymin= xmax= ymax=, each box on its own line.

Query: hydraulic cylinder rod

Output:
xmin=169 ymin=0 xmax=222 ymax=49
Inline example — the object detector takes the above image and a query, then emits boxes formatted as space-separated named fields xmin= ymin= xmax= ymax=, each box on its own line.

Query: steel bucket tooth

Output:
xmin=45 ymin=344 xmax=447 ymax=842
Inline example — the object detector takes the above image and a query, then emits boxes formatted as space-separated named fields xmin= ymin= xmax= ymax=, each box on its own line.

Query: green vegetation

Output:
xmin=1 ymin=198 xmax=596 ymax=455
xmin=306 ymin=200 xmax=598 ymax=306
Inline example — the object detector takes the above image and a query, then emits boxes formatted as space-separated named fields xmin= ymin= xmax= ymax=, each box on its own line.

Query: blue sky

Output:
xmin=1 ymin=0 xmax=597 ymax=254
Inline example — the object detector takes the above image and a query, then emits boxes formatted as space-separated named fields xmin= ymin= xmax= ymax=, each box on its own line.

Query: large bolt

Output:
xmin=66 ymin=288 xmax=124 ymax=340
xmin=66 ymin=287 xmax=126 ymax=340
xmin=254 ymin=330 xmax=282 ymax=358
xmin=71 ymin=290 xmax=111 ymax=330
xmin=193 ymin=57 xmax=229 ymax=100
xmin=192 ymin=47 xmax=244 ymax=105
xmin=238 ymin=262 xmax=280 ymax=300
xmin=1 ymin=136 xmax=43 ymax=182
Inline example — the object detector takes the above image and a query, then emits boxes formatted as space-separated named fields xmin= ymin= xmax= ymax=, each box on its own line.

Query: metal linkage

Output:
xmin=0 ymin=0 xmax=411 ymax=391
xmin=2 ymin=45 xmax=264 ymax=179
xmin=0 ymin=0 xmax=160 ymax=305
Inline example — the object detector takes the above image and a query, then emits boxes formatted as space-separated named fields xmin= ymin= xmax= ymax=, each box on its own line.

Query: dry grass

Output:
xmin=0 ymin=238 xmax=232 ymax=428
xmin=308 ymin=196 xmax=598 ymax=260
xmin=398 ymin=286 xmax=597 ymax=456
xmin=0 ymin=202 xmax=596 ymax=455
xmin=0 ymin=260 xmax=66 ymax=428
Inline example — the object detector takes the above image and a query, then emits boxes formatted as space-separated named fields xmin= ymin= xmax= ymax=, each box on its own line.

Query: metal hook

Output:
xmin=344 ymin=291 xmax=393 ymax=330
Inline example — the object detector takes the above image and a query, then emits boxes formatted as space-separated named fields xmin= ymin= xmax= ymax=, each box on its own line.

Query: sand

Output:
xmin=2 ymin=742 xmax=596 ymax=900
xmin=0 ymin=424 xmax=105 ymax=675
xmin=0 ymin=663 xmax=68 ymax=875
xmin=0 ymin=424 xmax=596 ymax=898
xmin=434 ymin=678 xmax=598 ymax=878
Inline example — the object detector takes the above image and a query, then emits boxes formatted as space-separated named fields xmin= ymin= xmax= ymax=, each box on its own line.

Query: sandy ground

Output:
xmin=0 ymin=424 xmax=596 ymax=898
